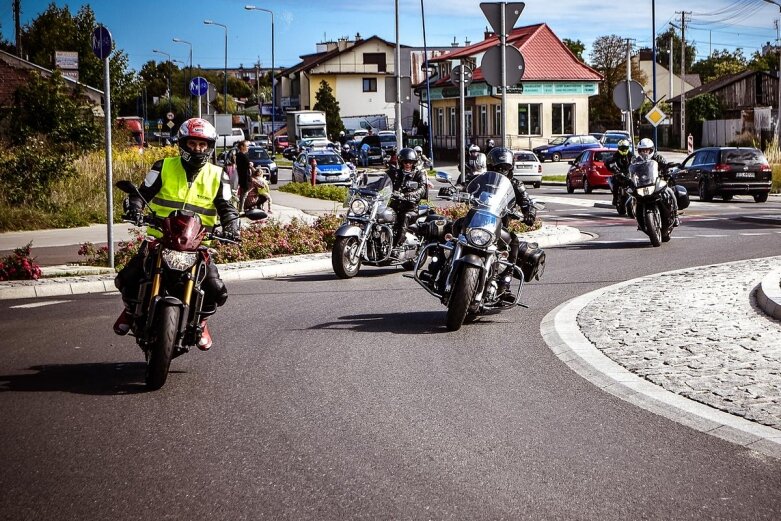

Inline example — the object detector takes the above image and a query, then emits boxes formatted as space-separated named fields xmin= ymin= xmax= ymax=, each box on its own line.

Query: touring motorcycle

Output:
xmin=412 ymin=171 xmax=545 ymax=331
xmin=620 ymin=159 xmax=689 ymax=247
xmin=332 ymin=174 xmax=442 ymax=278
xmin=115 ymin=180 xmax=265 ymax=389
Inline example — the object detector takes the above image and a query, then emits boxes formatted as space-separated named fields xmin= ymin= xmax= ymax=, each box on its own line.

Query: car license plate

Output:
xmin=735 ymin=172 xmax=755 ymax=178
xmin=516 ymin=165 xmax=532 ymax=170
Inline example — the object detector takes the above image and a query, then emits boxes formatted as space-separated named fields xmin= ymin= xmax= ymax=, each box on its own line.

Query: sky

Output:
xmin=0 ymin=0 xmax=778 ymax=73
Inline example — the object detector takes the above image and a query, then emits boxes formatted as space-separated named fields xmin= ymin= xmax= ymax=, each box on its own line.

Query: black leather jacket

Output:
xmin=387 ymin=166 xmax=426 ymax=204
xmin=605 ymin=152 xmax=632 ymax=176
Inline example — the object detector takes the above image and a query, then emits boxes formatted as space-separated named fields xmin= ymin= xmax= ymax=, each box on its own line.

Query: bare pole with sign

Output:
xmin=94 ymin=26 xmax=114 ymax=269
xmin=459 ymin=61 xmax=466 ymax=185
xmin=625 ymin=38 xmax=634 ymax=146
xmin=500 ymin=4 xmax=507 ymax=145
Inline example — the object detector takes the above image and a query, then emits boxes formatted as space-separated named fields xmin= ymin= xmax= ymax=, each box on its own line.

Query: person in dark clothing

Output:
xmin=113 ymin=118 xmax=239 ymax=351
xmin=386 ymin=147 xmax=427 ymax=247
xmin=235 ymin=140 xmax=253 ymax=209
xmin=605 ymin=139 xmax=633 ymax=207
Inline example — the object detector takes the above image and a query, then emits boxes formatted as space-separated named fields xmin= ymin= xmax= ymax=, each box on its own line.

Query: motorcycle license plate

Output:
xmin=735 ymin=172 xmax=754 ymax=178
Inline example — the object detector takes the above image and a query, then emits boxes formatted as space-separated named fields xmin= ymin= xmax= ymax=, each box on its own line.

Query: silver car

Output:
xmin=512 ymin=150 xmax=543 ymax=188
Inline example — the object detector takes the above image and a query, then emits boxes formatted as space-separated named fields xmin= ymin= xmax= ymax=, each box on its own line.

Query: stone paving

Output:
xmin=578 ymin=256 xmax=781 ymax=430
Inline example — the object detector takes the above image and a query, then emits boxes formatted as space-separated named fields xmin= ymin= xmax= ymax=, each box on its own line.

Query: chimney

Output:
xmin=464 ymin=37 xmax=471 ymax=46
xmin=451 ymin=36 xmax=459 ymax=47
xmin=484 ymin=26 xmax=495 ymax=40
xmin=355 ymin=32 xmax=363 ymax=41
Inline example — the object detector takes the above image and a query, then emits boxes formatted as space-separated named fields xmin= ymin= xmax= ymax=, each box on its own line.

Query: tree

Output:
xmin=690 ymin=49 xmax=747 ymax=84
xmin=748 ymin=49 xmax=778 ymax=74
xmin=588 ymin=35 xmax=648 ymax=128
xmin=20 ymin=3 xmax=137 ymax=115
xmin=313 ymin=80 xmax=345 ymax=138
xmin=563 ymin=38 xmax=586 ymax=63
xmin=655 ymin=27 xmax=696 ymax=74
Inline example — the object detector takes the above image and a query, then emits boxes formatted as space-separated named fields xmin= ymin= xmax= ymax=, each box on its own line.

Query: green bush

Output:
xmin=773 ymin=165 xmax=781 ymax=194
xmin=0 ymin=138 xmax=76 ymax=207
xmin=278 ymin=181 xmax=348 ymax=202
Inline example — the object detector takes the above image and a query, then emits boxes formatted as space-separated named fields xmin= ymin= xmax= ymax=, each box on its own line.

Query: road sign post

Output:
xmin=452 ymin=64 xmax=473 ymax=184
xmin=93 ymin=26 xmax=114 ymax=269
xmin=189 ymin=77 xmax=209 ymax=118
xmin=480 ymin=2 xmax=525 ymax=147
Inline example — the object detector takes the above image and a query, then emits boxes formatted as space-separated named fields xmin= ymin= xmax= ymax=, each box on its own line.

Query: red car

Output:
xmin=274 ymin=135 xmax=289 ymax=153
xmin=565 ymin=148 xmax=617 ymax=193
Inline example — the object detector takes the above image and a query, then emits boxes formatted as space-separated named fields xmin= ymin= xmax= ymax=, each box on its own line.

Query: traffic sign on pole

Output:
xmin=189 ymin=76 xmax=209 ymax=97
xmin=450 ymin=65 xmax=473 ymax=88
xmin=91 ymin=26 xmax=112 ymax=60
xmin=612 ymin=80 xmax=645 ymax=112
xmin=480 ymin=2 xmax=525 ymax=35
xmin=481 ymin=44 xmax=524 ymax=87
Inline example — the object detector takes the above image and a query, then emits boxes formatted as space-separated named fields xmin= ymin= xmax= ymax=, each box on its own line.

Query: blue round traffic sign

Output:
xmin=92 ymin=26 xmax=112 ymax=60
xmin=189 ymin=76 xmax=209 ymax=97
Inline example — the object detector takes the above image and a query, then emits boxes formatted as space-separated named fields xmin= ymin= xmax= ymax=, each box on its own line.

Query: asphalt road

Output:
xmin=1 ymin=193 xmax=780 ymax=519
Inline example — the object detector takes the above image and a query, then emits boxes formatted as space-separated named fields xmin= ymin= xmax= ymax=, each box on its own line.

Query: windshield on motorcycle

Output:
xmin=629 ymin=159 xmax=659 ymax=188
xmin=461 ymin=171 xmax=515 ymax=242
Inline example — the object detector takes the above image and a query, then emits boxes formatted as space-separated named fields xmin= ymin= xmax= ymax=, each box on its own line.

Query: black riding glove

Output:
xmin=523 ymin=206 xmax=537 ymax=226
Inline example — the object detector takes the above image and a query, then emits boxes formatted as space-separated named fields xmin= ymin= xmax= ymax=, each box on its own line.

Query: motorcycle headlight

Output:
xmin=637 ymin=185 xmax=654 ymax=197
xmin=467 ymin=228 xmax=493 ymax=247
xmin=162 ymin=249 xmax=198 ymax=271
xmin=350 ymin=198 xmax=368 ymax=216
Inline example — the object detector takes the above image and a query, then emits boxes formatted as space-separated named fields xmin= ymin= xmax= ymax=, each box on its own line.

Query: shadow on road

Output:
xmin=559 ymin=241 xmax=653 ymax=251
xmin=0 ymin=362 xmax=150 ymax=395
xmin=311 ymin=311 xmax=451 ymax=335
xmin=282 ymin=267 xmax=404 ymax=282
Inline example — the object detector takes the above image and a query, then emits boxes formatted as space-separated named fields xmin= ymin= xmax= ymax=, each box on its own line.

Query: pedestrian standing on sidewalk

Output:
xmin=236 ymin=140 xmax=252 ymax=209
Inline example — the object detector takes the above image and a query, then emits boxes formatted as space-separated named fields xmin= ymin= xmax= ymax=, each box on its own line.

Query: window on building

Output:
xmin=437 ymin=108 xmax=445 ymax=136
xmin=479 ymin=105 xmax=488 ymax=136
xmin=465 ymin=110 xmax=473 ymax=139
xmin=448 ymin=107 xmax=456 ymax=136
xmin=552 ymin=103 xmax=575 ymax=134
xmin=492 ymin=104 xmax=501 ymax=136
xmin=363 ymin=53 xmax=386 ymax=73
xmin=362 ymin=78 xmax=377 ymax=92
xmin=518 ymin=103 xmax=542 ymax=135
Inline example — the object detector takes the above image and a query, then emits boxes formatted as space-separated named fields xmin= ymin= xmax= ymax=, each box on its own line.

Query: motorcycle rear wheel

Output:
xmin=446 ymin=265 xmax=480 ymax=331
xmin=645 ymin=209 xmax=662 ymax=247
xmin=332 ymin=236 xmax=362 ymax=278
xmin=146 ymin=304 xmax=178 ymax=390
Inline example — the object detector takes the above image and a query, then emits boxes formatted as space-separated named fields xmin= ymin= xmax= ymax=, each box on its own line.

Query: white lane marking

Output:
xmin=10 ymin=300 xmax=72 ymax=309
xmin=740 ymin=233 xmax=771 ymax=236
xmin=696 ymin=234 xmax=730 ymax=238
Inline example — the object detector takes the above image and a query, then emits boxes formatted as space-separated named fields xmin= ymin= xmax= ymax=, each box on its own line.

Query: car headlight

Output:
xmin=636 ymin=185 xmax=654 ymax=197
xmin=162 ymin=249 xmax=198 ymax=271
xmin=350 ymin=198 xmax=368 ymax=216
xmin=467 ymin=228 xmax=493 ymax=247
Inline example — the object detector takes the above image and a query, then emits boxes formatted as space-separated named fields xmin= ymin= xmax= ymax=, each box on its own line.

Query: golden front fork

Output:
xmin=182 ymin=264 xmax=197 ymax=307
xmin=150 ymin=251 xmax=163 ymax=298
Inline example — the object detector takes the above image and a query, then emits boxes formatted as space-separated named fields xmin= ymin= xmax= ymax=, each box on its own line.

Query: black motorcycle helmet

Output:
xmin=398 ymin=147 xmax=418 ymax=172
xmin=487 ymin=147 xmax=514 ymax=177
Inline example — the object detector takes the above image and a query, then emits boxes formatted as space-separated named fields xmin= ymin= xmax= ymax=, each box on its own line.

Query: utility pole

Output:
xmin=13 ymin=0 xmax=21 ymax=57
xmin=676 ymin=11 xmax=691 ymax=150
xmin=394 ymin=0 xmax=403 ymax=150
xmin=765 ymin=0 xmax=781 ymax=141
xmin=625 ymin=38 xmax=635 ymax=144
xmin=669 ymin=34 xmax=673 ymax=105
xmin=652 ymin=0 xmax=657 ymax=146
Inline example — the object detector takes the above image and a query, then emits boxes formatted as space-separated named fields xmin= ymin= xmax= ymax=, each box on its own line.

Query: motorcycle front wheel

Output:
xmin=644 ymin=208 xmax=662 ymax=247
xmin=332 ymin=236 xmax=362 ymax=278
xmin=446 ymin=264 xmax=480 ymax=331
xmin=146 ymin=303 xmax=178 ymax=390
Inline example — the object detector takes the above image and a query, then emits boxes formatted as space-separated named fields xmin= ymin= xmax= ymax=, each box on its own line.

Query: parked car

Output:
xmin=298 ymin=138 xmax=334 ymax=152
xmin=282 ymin=145 xmax=298 ymax=160
xmin=512 ymin=150 xmax=543 ymax=188
xmin=669 ymin=147 xmax=772 ymax=202
xmin=358 ymin=135 xmax=385 ymax=166
xmin=533 ymin=135 xmax=601 ymax=162
xmin=274 ymin=135 xmax=289 ymax=153
xmin=216 ymin=128 xmax=246 ymax=149
xmin=377 ymin=131 xmax=398 ymax=154
xmin=589 ymin=132 xmax=604 ymax=142
xmin=601 ymin=132 xmax=634 ymax=153
xmin=565 ymin=148 xmax=616 ymax=193
xmin=251 ymin=133 xmax=272 ymax=151
xmin=291 ymin=150 xmax=354 ymax=185
xmin=247 ymin=146 xmax=278 ymax=184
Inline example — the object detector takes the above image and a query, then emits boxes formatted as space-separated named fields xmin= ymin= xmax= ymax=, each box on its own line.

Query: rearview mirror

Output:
xmin=244 ymin=209 xmax=267 ymax=221
xmin=435 ymin=171 xmax=452 ymax=183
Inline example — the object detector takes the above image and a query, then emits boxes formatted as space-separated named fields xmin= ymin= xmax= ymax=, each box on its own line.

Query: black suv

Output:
xmin=670 ymin=147 xmax=772 ymax=203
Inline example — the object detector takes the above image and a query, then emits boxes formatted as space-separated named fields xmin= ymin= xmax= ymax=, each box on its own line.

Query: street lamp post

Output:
xmin=172 ymin=37 xmax=193 ymax=116
xmin=245 ymin=6 xmax=275 ymax=141
xmin=203 ymin=20 xmax=228 ymax=114
xmin=763 ymin=0 xmax=781 ymax=141
xmin=152 ymin=48 xmax=172 ymax=113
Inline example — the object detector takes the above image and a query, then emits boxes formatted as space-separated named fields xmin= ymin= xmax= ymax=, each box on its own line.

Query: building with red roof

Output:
xmin=420 ymin=24 xmax=602 ymax=156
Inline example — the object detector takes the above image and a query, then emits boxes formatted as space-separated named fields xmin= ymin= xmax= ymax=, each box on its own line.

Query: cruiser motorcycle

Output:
xmin=621 ymin=159 xmax=688 ymax=247
xmin=115 ymin=180 xmax=266 ymax=389
xmin=412 ymin=171 xmax=545 ymax=331
xmin=332 ymin=174 xmax=442 ymax=278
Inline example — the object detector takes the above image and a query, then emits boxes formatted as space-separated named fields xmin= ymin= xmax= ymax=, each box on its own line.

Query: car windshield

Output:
xmin=594 ymin=151 xmax=614 ymax=163
xmin=548 ymin=137 xmax=567 ymax=145
xmin=311 ymin=154 xmax=343 ymax=165
xmin=602 ymin=134 xmax=625 ymax=145
xmin=301 ymin=128 xmax=326 ymax=139
xmin=723 ymin=149 xmax=765 ymax=165
xmin=248 ymin=148 xmax=270 ymax=160
xmin=515 ymin=153 xmax=537 ymax=162
xmin=379 ymin=135 xmax=396 ymax=143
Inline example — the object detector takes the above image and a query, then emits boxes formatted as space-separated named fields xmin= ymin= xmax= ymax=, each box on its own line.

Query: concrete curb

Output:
xmin=540 ymin=267 xmax=781 ymax=460
xmin=0 ymin=225 xmax=588 ymax=301
xmin=757 ymin=267 xmax=781 ymax=321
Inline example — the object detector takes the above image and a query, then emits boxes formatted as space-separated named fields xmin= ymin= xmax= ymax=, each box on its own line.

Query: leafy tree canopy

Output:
xmin=655 ymin=27 xmax=697 ymax=74
xmin=588 ymin=35 xmax=648 ymax=128
xmin=690 ymin=49 xmax=748 ymax=84
xmin=563 ymin=38 xmax=586 ymax=63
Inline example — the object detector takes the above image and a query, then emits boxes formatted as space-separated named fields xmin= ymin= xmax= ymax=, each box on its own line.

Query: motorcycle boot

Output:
xmin=113 ymin=308 xmax=133 ymax=335
xmin=198 ymin=320 xmax=213 ymax=351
